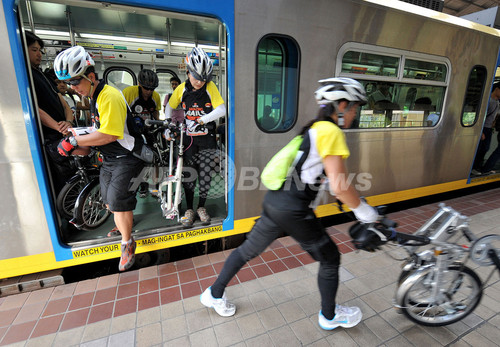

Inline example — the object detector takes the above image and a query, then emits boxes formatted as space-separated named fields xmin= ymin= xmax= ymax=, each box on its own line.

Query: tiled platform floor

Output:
xmin=1 ymin=187 xmax=500 ymax=346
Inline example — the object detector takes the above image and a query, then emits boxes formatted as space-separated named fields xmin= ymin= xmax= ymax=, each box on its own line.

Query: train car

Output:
xmin=1 ymin=0 xmax=500 ymax=281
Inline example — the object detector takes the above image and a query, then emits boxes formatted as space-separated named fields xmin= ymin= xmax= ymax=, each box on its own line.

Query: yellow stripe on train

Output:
xmin=71 ymin=225 xmax=223 ymax=258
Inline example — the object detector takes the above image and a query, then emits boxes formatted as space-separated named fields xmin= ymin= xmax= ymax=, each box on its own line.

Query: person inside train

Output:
xmin=123 ymin=69 xmax=162 ymax=197
xmin=25 ymin=31 xmax=75 ymax=194
xmin=368 ymin=81 xmax=393 ymax=109
xmin=373 ymin=99 xmax=400 ymax=127
xmin=199 ymin=78 xmax=379 ymax=331
xmin=261 ymin=105 xmax=275 ymax=130
xmin=413 ymin=97 xmax=438 ymax=126
xmin=45 ymin=68 xmax=81 ymax=125
xmin=163 ymin=76 xmax=184 ymax=125
xmin=472 ymin=82 xmax=500 ymax=176
xmin=165 ymin=47 xmax=226 ymax=227
xmin=123 ymin=69 xmax=161 ymax=128
xmin=53 ymin=46 xmax=145 ymax=272
xmin=479 ymin=83 xmax=500 ymax=175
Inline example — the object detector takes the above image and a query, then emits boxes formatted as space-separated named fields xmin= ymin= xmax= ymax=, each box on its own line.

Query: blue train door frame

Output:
xmin=2 ymin=0 xmax=235 ymax=261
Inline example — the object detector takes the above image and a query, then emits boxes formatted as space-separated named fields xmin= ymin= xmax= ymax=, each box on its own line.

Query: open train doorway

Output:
xmin=19 ymin=0 xmax=228 ymax=247
xmin=469 ymin=53 xmax=500 ymax=181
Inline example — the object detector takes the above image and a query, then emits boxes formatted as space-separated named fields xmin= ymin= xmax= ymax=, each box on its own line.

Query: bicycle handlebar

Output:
xmin=144 ymin=119 xmax=182 ymax=134
xmin=145 ymin=119 xmax=169 ymax=127
xmin=372 ymin=217 xmax=432 ymax=247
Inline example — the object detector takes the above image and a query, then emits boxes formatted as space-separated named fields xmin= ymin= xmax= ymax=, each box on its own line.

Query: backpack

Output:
xmin=261 ymin=135 xmax=304 ymax=190
xmin=124 ymin=101 xmax=154 ymax=163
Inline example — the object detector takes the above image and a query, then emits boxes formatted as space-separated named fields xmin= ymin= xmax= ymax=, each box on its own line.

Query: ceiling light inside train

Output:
xmin=35 ymin=30 xmax=218 ymax=50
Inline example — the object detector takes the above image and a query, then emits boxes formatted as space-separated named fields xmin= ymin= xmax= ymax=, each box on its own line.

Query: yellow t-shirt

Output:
xmin=168 ymin=81 xmax=224 ymax=136
xmin=122 ymin=85 xmax=161 ymax=121
xmin=168 ymin=81 xmax=224 ymax=109
xmin=95 ymin=85 xmax=127 ymax=139
xmin=91 ymin=83 xmax=135 ymax=155
xmin=299 ymin=120 xmax=349 ymax=184
xmin=310 ymin=121 xmax=350 ymax=160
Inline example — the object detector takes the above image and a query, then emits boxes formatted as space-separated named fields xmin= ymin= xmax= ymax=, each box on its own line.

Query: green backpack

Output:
xmin=261 ymin=135 xmax=304 ymax=190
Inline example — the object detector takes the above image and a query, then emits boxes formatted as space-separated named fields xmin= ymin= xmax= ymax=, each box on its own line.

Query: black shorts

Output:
xmin=100 ymin=154 xmax=144 ymax=212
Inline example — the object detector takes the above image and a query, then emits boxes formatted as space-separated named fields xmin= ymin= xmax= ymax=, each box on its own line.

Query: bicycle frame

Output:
xmin=160 ymin=123 xmax=185 ymax=221
xmin=375 ymin=203 xmax=500 ymax=326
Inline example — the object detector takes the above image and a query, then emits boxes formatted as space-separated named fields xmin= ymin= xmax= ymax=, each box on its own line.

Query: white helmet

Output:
xmin=314 ymin=78 xmax=367 ymax=106
xmin=54 ymin=46 xmax=95 ymax=80
xmin=186 ymin=47 xmax=213 ymax=82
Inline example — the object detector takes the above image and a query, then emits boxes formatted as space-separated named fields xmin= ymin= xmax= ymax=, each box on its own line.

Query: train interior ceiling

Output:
xmin=20 ymin=0 xmax=228 ymax=246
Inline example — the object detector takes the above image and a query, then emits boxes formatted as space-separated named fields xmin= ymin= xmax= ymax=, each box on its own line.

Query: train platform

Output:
xmin=1 ymin=187 xmax=500 ymax=346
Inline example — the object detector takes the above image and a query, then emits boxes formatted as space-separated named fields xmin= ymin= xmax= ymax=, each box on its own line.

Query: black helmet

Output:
xmin=348 ymin=222 xmax=386 ymax=252
xmin=138 ymin=69 xmax=159 ymax=89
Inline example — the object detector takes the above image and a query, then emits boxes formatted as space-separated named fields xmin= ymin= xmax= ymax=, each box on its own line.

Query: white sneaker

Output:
xmin=200 ymin=287 xmax=236 ymax=317
xmin=318 ymin=304 xmax=362 ymax=330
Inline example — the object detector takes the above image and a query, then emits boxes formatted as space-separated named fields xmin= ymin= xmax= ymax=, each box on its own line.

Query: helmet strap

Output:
xmin=332 ymin=101 xmax=344 ymax=126
xmin=333 ymin=101 xmax=357 ymax=127
xmin=82 ymin=74 xmax=95 ymax=98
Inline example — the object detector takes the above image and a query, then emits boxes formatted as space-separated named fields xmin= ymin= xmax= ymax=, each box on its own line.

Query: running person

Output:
xmin=54 ymin=46 xmax=144 ymax=271
xmin=165 ymin=47 xmax=226 ymax=227
xmin=200 ymin=78 xmax=379 ymax=330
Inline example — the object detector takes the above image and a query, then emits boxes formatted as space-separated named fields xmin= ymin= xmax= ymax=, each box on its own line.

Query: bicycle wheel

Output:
xmin=57 ymin=179 xmax=87 ymax=219
xmin=73 ymin=179 xmax=111 ymax=230
xmin=400 ymin=265 xmax=482 ymax=326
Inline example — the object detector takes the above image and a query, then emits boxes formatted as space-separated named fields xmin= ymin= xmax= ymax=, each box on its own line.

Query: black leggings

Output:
xmin=182 ymin=134 xmax=217 ymax=209
xmin=211 ymin=201 xmax=341 ymax=319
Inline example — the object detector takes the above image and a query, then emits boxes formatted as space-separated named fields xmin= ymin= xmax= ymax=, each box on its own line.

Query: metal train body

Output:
xmin=1 ymin=0 xmax=499 ymax=280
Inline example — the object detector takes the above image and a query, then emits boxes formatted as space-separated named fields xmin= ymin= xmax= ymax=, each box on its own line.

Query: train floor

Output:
xmin=1 ymin=187 xmax=500 ymax=346
xmin=60 ymin=170 xmax=227 ymax=245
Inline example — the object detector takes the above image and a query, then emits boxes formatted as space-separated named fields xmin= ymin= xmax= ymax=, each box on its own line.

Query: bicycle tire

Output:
xmin=400 ymin=265 xmax=482 ymax=326
xmin=56 ymin=179 xmax=87 ymax=219
xmin=56 ymin=173 xmax=99 ymax=219
xmin=73 ymin=179 xmax=111 ymax=230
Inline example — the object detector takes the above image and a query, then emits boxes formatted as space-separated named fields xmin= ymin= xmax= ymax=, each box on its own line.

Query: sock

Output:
xmin=122 ymin=238 xmax=133 ymax=246
xmin=322 ymin=310 xmax=335 ymax=320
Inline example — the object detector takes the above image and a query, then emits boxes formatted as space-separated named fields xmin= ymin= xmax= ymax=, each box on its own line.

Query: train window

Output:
xmin=341 ymin=51 xmax=399 ymax=77
xmin=338 ymin=44 xmax=449 ymax=129
xmin=403 ymin=59 xmax=447 ymax=82
xmin=461 ymin=66 xmax=487 ymax=127
xmin=357 ymin=82 xmax=444 ymax=128
xmin=156 ymin=69 xmax=180 ymax=119
xmin=104 ymin=68 xmax=135 ymax=91
xmin=256 ymin=35 xmax=300 ymax=132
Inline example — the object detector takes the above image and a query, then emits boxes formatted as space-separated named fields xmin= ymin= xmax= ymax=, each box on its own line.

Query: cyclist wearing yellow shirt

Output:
xmin=200 ymin=78 xmax=379 ymax=331
xmin=165 ymin=47 xmax=226 ymax=227
xmin=123 ymin=69 xmax=161 ymax=130
xmin=54 ymin=46 xmax=144 ymax=272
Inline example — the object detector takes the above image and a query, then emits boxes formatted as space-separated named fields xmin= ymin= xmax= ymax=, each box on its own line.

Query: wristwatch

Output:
xmin=69 ymin=136 xmax=78 ymax=147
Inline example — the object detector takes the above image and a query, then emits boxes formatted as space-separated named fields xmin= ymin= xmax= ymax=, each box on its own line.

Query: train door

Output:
xmin=19 ymin=0 xmax=229 ymax=249
xmin=469 ymin=51 xmax=500 ymax=180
